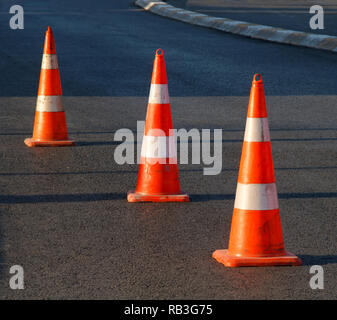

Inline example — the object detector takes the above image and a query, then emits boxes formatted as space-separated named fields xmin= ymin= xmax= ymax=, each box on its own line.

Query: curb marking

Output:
xmin=135 ymin=0 xmax=337 ymax=53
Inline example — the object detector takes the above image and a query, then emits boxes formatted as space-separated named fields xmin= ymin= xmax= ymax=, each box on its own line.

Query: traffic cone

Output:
xmin=127 ymin=49 xmax=189 ymax=202
xmin=212 ymin=74 xmax=301 ymax=267
xmin=25 ymin=27 xmax=75 ymax=147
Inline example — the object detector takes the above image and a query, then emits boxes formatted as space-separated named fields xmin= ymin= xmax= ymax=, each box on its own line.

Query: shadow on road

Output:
xmin=298 ymin=254 xmax=337 ymax=266
xmin=191 ymin=194 xmax=235 ymax=201
xmin=0 ymin=166 xmax=336 ymax=177
xmin=66 ymin=128 xmax=337 ymax=135
xmin=76 ymin=141 xmax=120 ymax=146
xmin=0 ymin=193 xmax=125 ymax=204
xmin=1 ymin=127 xmax=336 ymax=137
xmin=279 ymin=192 xmax=337 ymax=199
xmin=1 ymin=191 xmax=335 ymax=204
xmin=191 ymin=192 xmax=337 ymax=202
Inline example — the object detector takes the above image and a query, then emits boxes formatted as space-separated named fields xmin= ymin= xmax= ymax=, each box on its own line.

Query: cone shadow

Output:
xmin=76 ymin=141 xmax=119 ymax=146
xmin=0 ymin=193 xmax=125 ymax=204
xmin=190 ymin=194 xmax=235 ymax=202
xmin=298 ymin=255 xmax=337 ymax=266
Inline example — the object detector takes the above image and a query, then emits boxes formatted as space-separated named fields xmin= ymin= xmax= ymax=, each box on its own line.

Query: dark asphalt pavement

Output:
xmin=168 ymin=0 xmax=337 ymax=37
xmin=0 ymin=0 xmax=336 ymax=299
xmin=1 ymin=0 xmax=337 ymax=97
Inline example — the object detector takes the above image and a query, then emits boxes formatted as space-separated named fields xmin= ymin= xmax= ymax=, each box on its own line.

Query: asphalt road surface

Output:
xmin=0 ymin=0 xmax=336 ymax=299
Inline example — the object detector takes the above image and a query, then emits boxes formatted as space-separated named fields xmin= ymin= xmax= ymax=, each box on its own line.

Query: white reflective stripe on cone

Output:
xmin=141 ymin=135 xmax=177 ymax=158
xmin=41 ymin=54 xmax=59 ymax=70
xmin=36 ymin=95 xmax=64 ymax=112
xmin=244 ymin=117 xmax=270 ymax=142
xmin=234 ymin=183 xmax=279 ymax=210
xmin=148 ymin=84 xmax=169 ymax=104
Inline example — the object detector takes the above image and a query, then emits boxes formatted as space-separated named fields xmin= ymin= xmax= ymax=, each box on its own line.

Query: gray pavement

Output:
xmin=168 ymin=0 xmax=337 ymax=36
xmin=0 ymin=0 xmax=336 ymax=299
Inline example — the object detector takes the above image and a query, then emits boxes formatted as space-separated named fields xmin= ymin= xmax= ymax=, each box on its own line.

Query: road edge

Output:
xmin=135 ymin=0 xmax=337 ymax=53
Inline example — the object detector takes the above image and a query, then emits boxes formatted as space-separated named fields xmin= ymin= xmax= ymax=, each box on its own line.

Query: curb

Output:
xmin=135 ymin=0 xmax=337 ymax=53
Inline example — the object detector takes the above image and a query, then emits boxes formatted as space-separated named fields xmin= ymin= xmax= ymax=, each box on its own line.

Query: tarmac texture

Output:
xmin=0 ymin=0 xmax=336 ymax=299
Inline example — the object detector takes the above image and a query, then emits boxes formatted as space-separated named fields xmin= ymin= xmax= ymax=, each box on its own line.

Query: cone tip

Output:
xmin=43 ymin=26 xmax=56 ymax=54
xmin=253 ymin=73 xmax=263 ymax=83
xmin=156 ymin=48 xmax=163 ymax=56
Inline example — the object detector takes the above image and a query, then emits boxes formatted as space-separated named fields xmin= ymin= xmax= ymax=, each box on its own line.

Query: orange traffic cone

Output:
xmin=25 ymin=27 xmax=75 ymax=147
xmin=127 ymin=49 xmax=189 ymax=202
xmin=212 ymin=74 xmax=301 ymax=267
